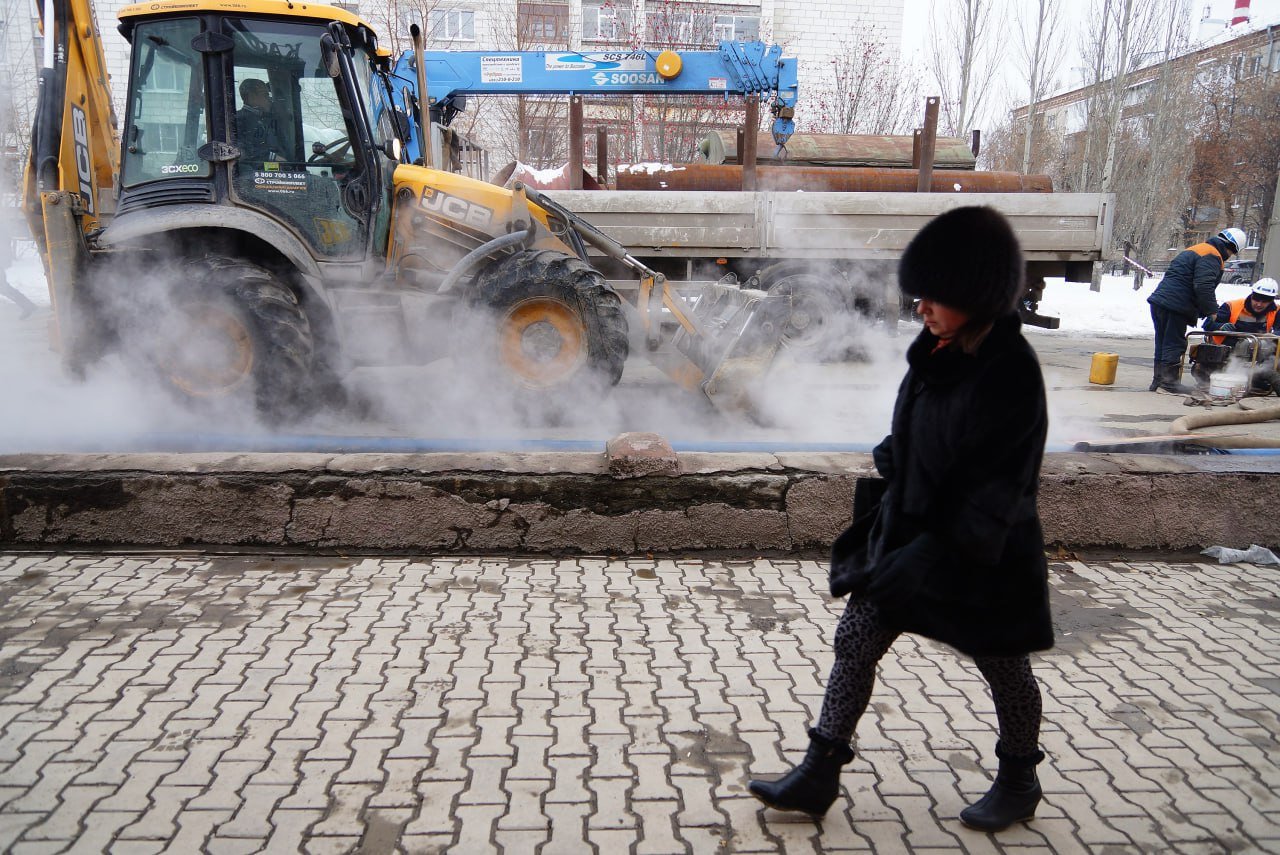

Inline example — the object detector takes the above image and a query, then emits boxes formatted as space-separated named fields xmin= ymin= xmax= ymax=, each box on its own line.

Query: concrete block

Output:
xmin=606 ymin=433 xmax=678 ymax=479
xmin=5 ymin=475 xmax=292 ymax=546
xmin=286 ymin=479 xmax=511 ymax=550
xmin=785 ymin=475 xmax=855 ymax=548
xmin=635 ymin=504 xmax=790 ymax=551
xmin=517 ymin=505 xmax=639 ymax=553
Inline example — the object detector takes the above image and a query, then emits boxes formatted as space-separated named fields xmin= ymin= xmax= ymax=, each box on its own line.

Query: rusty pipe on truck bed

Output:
xmin=615 ymin=165 xmax=1053 ymax=193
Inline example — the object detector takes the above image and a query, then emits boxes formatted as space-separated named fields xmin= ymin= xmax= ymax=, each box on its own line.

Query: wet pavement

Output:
xmin=0 ymin=551 xmax=1276 ymax=853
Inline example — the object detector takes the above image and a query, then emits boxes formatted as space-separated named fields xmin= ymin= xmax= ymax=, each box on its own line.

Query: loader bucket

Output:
xmin=665 ymin=282 xmax=791 ymax=413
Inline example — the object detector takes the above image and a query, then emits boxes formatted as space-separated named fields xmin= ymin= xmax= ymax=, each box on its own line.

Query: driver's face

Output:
xmin=246 ymin=88 xmax=272 ymax=110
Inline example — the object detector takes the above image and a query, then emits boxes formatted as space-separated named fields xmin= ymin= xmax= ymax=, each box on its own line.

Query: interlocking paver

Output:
xmin=1 ymin=552 xmax=1278 ymax=852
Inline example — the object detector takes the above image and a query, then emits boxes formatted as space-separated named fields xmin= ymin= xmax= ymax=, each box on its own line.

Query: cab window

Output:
xmin=225 ymin=17 xmax=366 ymax=259
xmin=121 ymin=18 xmax=209 ymax=186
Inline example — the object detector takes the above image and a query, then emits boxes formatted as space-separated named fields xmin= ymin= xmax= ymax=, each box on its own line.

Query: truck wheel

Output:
xmin=151 ymin=256 xmax=315 ymax=423
xmin=767 ymin=271 xmax=848 ymax=357
xmin=473 ymin=249 xmax=628 ymax=392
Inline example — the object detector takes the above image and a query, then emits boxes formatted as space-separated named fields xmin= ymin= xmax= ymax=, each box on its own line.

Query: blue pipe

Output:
xmin=0 ymin=435 xmax=1222 ymax=456
xmin=0 ymin=433 xmax=883 ymax=455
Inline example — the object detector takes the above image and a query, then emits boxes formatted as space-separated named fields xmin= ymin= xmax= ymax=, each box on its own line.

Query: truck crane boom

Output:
xmin=389 ymin=42 xmax=798 ymax=164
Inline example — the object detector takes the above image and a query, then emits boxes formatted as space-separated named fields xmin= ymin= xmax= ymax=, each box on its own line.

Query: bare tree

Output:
xmin=1074 ymin=0 xmax=1114 ymax=190
xmin=1072 ymin=0 xmax=1162 ymax=193
xmin=1097 ymin=0 xmax=1162 ymax=193
xmin=803 ymin=28 xmax=921 ymax=135
xmin=1188 ymin=51 xmax=1280 ymax=262
xmin=1111 ymin=2 xmax=1195 ymax=287
xmin=926 ymin=0 xmax=1001 ymax=136
xmin=1014 ymin=0 xmax=1065 ymax=174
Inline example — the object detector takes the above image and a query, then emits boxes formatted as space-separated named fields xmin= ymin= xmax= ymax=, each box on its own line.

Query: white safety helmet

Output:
xmin=1251 ymin=278 xmax=1279 ymax=300
xmin=1217 ymin=227 xmax=1247 ymax=252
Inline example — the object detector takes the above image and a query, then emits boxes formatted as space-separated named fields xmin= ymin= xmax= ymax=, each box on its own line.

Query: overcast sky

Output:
xmin=899 ymin=0 xmax=1280 ymax=127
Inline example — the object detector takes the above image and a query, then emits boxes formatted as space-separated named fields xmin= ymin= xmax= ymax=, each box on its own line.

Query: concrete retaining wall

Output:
xmin=2 ymin=451 xmax=1277 ymax=553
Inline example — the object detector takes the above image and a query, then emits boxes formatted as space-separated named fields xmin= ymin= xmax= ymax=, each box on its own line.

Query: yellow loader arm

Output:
xmin=23 ymin=0 xmax=120 ymax=364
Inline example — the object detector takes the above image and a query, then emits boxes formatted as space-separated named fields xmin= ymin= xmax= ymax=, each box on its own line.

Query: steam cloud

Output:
xmin=0 ymin=225 xmax=912 ymax=453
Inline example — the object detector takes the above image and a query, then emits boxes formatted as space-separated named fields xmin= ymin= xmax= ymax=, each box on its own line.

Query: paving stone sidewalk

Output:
xmin=0 ymin=552 xmax=1276 ymax=853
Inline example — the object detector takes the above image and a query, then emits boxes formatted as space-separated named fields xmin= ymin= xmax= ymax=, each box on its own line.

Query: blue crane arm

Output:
xmin=384 ymin=41 xmax=798 ymax=164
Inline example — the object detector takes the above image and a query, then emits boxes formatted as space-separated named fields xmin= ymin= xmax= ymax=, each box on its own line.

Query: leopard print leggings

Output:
xmin=814 ymin=597 xmax=1042 ymax=757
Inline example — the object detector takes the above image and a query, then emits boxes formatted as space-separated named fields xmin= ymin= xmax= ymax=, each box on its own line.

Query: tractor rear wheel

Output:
xmin=149 ymin=256 xmax=315 ymax=423
xmin=472 ymin=249 xmax=628 ymax=393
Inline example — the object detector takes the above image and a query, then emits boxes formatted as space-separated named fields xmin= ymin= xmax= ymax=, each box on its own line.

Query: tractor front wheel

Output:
xmin=472 ymin=249 xmax=628 ymax=393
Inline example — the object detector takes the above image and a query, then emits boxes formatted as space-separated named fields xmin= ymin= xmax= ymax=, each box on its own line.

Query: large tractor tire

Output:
xmin=472 ymin=249 xmax=628 ymax=393
xmin=147 ymin=256 xmax=316 ymax=423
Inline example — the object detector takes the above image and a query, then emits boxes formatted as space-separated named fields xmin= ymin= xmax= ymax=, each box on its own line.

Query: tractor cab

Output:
xmin=116 ymin=0 xmax=403 ymax=261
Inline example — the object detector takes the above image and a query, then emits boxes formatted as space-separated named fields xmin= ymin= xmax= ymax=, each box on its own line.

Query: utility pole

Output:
xmin=1264 ymin=167 xmax=1280 ymax=278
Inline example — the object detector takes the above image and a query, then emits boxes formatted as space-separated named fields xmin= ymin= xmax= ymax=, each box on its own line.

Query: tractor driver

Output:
xmin=235 ymin=78 xmax=285 ymax=163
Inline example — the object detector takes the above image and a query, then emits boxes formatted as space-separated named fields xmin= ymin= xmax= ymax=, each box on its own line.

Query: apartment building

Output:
xmin=1010 ymin=11 xmax=1279 ymax=263
xmin=15 ymin=0 xmax=906 ymax=174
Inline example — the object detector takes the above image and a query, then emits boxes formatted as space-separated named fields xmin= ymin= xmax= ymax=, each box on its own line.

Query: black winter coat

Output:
xmin=1148 ymin=237 xmax=1231 ymax=323
xmin=830 ymin=313 xmax=1054 ymax=658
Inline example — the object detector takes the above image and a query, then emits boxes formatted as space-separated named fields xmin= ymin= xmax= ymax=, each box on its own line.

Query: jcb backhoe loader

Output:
xmin=24 ymin=0 xmax=787 ymax=423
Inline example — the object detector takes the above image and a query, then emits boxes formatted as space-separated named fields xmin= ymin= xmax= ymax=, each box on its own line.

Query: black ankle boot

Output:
xmin=960 ymin=743 xmax=1044 ymax=832
xmin=748 ymin=729 xmax=855 ymax=817
xmin=1155 ymin=362 xmax=1192 ymax=395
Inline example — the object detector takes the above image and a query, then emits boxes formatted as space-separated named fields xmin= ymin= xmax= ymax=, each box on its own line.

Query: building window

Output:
xmin=583 ymin=3 xmax=631 ymax=42
xmin=142 ymin=122 xmax=182 ymax=153
xmin=646 ymin=9 xmax=699 ymax=44
xmin=714 ymin=14 xmax=759 ymax=41
xmin=429 ymin=9 xmax=475 ymax=41
xmin=1248 ymin=229 xmax=1260 ymax=249
xmin=643 ymin=6 xmax=759 ymax=47
xmin=1248 ymin=55 xmax=1263 ymax=76
xmin=518 ymin=2 xmax=569 ymax=45
xmin=143 ymin=55 xmax=185 ymax=92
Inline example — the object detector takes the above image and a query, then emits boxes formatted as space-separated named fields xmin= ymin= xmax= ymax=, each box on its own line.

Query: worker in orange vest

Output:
xmin=1200 ymin=278 xmax=1280 ymax=394
xmin=1205 ymin=278 xmax=1279 ymax=344
xmin=1147 ymin=227 xmax=1246 ymax=393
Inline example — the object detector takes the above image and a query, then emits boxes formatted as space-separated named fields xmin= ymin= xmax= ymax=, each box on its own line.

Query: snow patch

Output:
xmin=511 ymin=161 xmax=569 ymax=184
xmin=618 ymin=162 xmax=687 ymax=174
xmin=1031 ymin=273 xmax=1258 ymax=338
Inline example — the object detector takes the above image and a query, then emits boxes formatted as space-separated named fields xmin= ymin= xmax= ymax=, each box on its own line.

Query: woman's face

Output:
xmin=915 ymin=298 xmax=971 ymax=340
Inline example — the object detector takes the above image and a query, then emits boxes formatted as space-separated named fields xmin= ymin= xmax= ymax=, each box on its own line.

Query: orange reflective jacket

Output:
xmin=1211 ymin=297 xmax=1278 ymax=344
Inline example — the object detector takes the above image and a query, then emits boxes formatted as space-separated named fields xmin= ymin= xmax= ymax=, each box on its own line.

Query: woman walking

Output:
xmin=748 ymin=206 xmax=1054 ymax=832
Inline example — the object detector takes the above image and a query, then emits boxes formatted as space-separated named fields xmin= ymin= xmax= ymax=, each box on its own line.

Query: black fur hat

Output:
xmin=898 ymin=205 xmax=1025 ymax=321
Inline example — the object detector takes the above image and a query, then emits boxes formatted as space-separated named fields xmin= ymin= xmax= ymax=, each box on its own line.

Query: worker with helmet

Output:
xmin=1196 ymin=277 xmax=1280 ymax=394
xmin=1206 ymin=277 xmax=1279 ymax=343
xmin=1147 ymin=227 xmax=1247 ymax=394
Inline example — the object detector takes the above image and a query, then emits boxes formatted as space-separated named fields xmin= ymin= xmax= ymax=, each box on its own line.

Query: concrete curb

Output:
xmin=2 ymin=451 xmax=1277 ymax=552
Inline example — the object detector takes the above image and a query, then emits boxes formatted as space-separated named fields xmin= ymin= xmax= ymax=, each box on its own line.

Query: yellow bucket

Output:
xmin=1089 ymin=352 xmax=1119 ymax=385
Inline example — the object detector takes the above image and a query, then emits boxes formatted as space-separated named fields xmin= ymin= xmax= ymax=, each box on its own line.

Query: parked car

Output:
xmin=1223 ymin=258 xmax=1258 ymax=284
